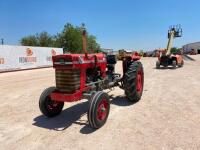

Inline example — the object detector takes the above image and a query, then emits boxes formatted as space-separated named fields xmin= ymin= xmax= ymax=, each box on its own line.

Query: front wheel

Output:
xmin=178 ymin=60 xmax=184 ymax=67
xmin=39 ymin=87 xmax=64 ymax=117
xmin=156 ymin=61 xmax=160 ymax=69
xmin=123 ymin=61 xmax=144 ymax=102
xmin=88 ymin=91 xmax=110 ymax=129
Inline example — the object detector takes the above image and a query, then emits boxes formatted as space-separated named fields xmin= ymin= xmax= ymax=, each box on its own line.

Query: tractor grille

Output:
xmin=55 ymin=69 xmax=80 ymax=93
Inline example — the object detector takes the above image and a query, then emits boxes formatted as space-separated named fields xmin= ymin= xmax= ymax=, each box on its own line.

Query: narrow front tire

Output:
xmin=156 ymin=61 xmax=160 ymax=69
xmin=88 ymin=91 xmax=110 ymax=129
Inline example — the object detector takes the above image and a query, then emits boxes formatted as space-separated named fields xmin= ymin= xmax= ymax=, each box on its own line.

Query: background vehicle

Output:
xmin=156 ymin=25 xmax=184 ymax=69
xmin=117 ymin=49 xmax=133 ymax=60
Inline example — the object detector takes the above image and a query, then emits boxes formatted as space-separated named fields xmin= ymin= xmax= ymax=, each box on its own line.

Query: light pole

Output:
xmin=1 ymin=38 xmax=4 ymax=45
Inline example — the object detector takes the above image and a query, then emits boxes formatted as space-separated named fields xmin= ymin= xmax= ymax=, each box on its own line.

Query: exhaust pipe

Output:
xmin=82 ymin=29 xmax=88 ymax=58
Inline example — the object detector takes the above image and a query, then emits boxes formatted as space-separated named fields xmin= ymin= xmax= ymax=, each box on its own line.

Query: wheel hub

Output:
xmin=97 ymin=99 xmax=108 ymax=121
xmin=47 ymin=97 xmax=59 ymax=110
xmin=101 ymin=106 xmax=106 ymax=112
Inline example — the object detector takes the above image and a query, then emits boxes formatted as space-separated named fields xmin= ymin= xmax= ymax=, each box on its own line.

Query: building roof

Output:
xmin=183 ymin=41 xmax=200 ymax=46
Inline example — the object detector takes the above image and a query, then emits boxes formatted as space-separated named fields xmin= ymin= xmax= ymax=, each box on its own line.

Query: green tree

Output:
xmin=87 ymin=35 xmax=100 ymax=53
xmin=21 ymin=35 xmax=39 ymax=46
xmin=21 ymin=32 xmax=53 ymax=47
xmin=58 ymin=23 xmax=100 ymax=53
xmin=171 ymin=47 xmax=181 ymax=54
xmin=37 ymin=32 xmax=53 ymax=47
xmin=59 ymin=23 xmax=83 ymax=53
xmin=20 ymin=23 xmax=100 ymax=53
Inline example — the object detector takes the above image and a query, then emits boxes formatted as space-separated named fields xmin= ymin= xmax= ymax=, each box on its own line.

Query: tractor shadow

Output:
xmin=33 ymin=95 xmax=138 ymax=134
xmin=110 ymin=95 xmax=138 ymax=106
xmin=153 ymin=67 xmax=178 ymax=70
xmin=33 ymin=101 xmax=89 ymax=131
xmin=183 ymin=54 xmax=196 ymax=61
xmin=80 ymin=95 xmax=138 ymax=134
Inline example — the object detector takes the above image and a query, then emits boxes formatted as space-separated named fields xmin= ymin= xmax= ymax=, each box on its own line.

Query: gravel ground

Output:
xmin=0 ymin=55 xmax=200 ymax=150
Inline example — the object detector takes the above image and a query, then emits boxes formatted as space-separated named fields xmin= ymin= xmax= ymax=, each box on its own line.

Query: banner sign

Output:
xmin=0 ymin=45 xmax=63 ymax=72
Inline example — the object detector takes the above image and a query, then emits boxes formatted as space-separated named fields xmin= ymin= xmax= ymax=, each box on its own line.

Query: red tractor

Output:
xmin=39 ymin=29 xmax=144 ymax=129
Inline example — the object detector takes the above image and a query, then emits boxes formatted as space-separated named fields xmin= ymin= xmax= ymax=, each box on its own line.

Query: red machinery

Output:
xmin=156 ymin=25 xmax=184 ymax=69
xmin=189 ymin=49 xmax=197 ymax=55
xmin=39 ymin=29 xmax=144 ymax=129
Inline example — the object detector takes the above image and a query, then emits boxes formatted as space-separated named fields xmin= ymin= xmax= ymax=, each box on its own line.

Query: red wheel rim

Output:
xmin=137 ymin=70 xmax=143 ymax=93
xmin=97 ymin=99 xmax=108 ymax=121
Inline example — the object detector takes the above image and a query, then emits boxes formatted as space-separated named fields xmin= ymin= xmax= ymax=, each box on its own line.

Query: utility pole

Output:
xmin=1 ymin=38 xmax=4 ymax=45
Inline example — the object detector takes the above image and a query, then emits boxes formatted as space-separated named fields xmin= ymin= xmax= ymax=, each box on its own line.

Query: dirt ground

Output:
xmin=0 ymin=55 xmax=200 ymax=150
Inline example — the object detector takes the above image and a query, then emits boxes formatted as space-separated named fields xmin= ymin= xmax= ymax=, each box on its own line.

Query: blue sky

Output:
xmin=0 ymin=0 xmax=200 ymax=50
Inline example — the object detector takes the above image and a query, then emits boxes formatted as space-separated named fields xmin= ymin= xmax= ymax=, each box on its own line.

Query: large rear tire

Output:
xmin=39 ymin=87 xmax=64 ymax=117
xmin=123 ymin=61 xmax=144 ymax=102
xmin=88 ymin=91 xmax=110 ymax=129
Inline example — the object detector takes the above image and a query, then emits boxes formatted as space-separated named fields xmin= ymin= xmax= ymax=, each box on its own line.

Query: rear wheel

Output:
xmin=178 ymin=60 xmax=184 ymax=67
xmin=88 ymin=91 xmax=110 ymax=129
xmin=124 ymin=61 xmax=144 ymax=102
xmin=39 ymin=87 xmax=64 ymax=117
xmin=172 ymin=60 xmax=177 ymax=69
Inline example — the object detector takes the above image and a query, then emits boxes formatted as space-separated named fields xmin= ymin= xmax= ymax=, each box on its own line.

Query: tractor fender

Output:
xmin=171 ymin=54 xmax=183 ymax=64
xmin=175 ymin=55 xmax=183 ymax=64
